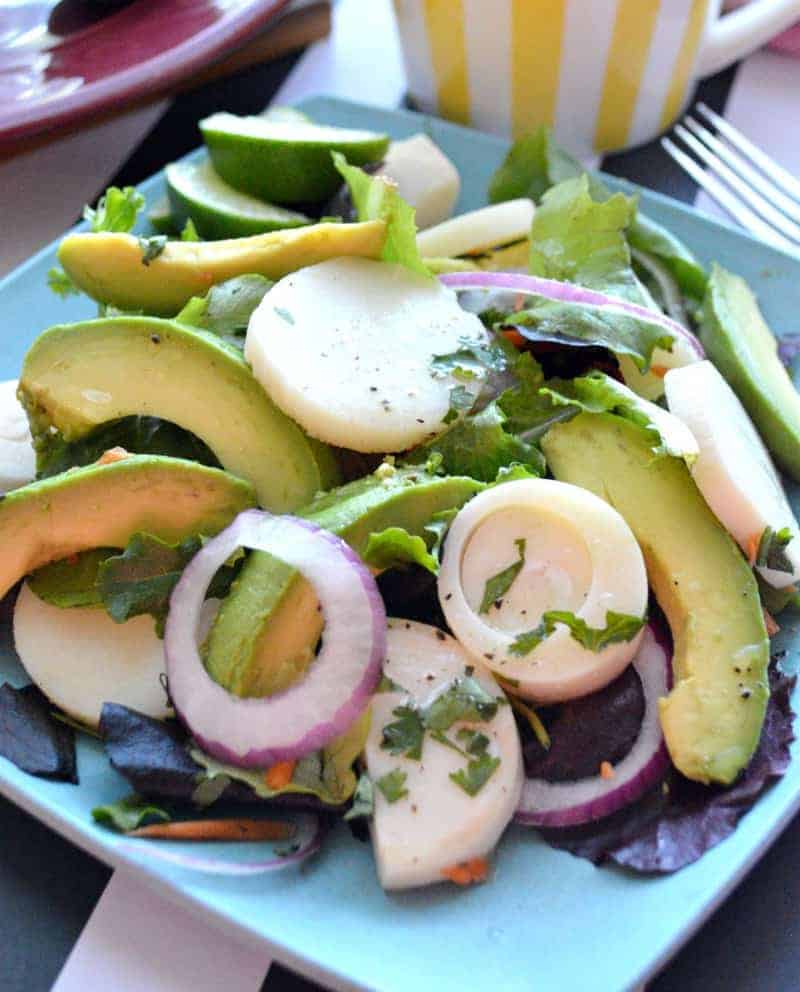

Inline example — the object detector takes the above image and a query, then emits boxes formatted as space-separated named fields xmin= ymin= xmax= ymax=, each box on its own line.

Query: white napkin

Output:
xmin=53 ymin=871 xmax=272 ymax=992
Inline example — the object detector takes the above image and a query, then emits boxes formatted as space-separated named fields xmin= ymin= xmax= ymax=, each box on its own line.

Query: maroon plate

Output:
xmin=0 ymin=0 xmax=290 ymax=146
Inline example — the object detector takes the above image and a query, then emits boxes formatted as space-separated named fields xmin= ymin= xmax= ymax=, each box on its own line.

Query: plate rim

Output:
xmin=1 ymin=93 xmax=799 ymax=992
xmin=0 ymin=0 xmax=291 ymax=145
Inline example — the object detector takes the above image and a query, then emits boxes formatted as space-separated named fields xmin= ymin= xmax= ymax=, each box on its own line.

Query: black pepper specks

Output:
xmin=150 ymin=334 xmax=161 ymax=344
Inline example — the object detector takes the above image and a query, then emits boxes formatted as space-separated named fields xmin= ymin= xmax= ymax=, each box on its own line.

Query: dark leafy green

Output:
xmin=28 ymin=549 xmax=110 ymax=608
xmin=98 ymin=532 xmax=240 ymax=636
xmin=0 ymin=684 xmax=77 ymax=783
xmin=35 ymin=416 xmax=219 ymax=479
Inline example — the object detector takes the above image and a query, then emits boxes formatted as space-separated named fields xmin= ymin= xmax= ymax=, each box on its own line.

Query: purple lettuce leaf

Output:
xmin=0 ymin=683 xmax=77 ymax=783
xmin=539 ymin=664 xmax=796 ymax=873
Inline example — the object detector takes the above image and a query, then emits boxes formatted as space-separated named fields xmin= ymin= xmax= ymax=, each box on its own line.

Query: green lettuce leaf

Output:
xmin=84 ymin=186 xmax=145 ymax=233
xmin=756 ymin=526 xmax=795 ymax=574
xmin=404 ymin=401 xmax=545 ymax=483
xmin=98 ymin=532 xmax=239 ymax=635
xmin=332 ymin=151 xmax=430 ymax=277
xmin=92 ymin=794 xmax=170 ymax=833
xmin=176 ymin=274 xmax=273 ymax=350
xmin=488 ymin=126 xmax=591 ymax=204
xmin=529 ymin=175 xmax=641 ymax=302
xmin=28 ymin=549 xmax=110 ymax=608
xmin=180 ymin=218 xmax=200 ymax=242
xmin=487 ymin=127 xmax=706 ymax=297
xmin=344 ymin=772 xmax=374 ymax=821
xmin=191 ymin=711 xmax=370 ymax=806
xmin=363 ymin=526 xmax=439 ymax=575
xmin=540 ymin=370 xmax=689 ymax=458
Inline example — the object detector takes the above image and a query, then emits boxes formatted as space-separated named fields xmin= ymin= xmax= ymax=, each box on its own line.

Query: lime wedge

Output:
xmin=262 ymin=105 xmax=312 ymax=124
xmin=165 ymin=160 xmax=311 ymax=240
xmin=200 ymin=112 xmax=390 ymax=204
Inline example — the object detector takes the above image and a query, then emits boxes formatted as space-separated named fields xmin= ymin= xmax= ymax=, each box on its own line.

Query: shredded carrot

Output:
xmin=649 ymin=365 xmax=669 ymax=379
xmin=764 ymin=609 xmax=780 ymax=637
xmin=441 ymin=857 xmax=489 ymax=886
xmin=746 ymin=533 xmax=761 ymax=566
xmin=128 ymin=818 xmax=296 ymax=842
xmin=97 ymin=446 xmax=130 ymax=465
xmin=600 ymin=761 xmax=615 ymax=780
xmin=265 ymin=759 xmax=296 ymax=790
xmin=501 ymin=328 xmax=526 ymax=350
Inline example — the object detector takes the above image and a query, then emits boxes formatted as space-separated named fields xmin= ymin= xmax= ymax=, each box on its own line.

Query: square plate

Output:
xmin=1 ymin=96 xmax=799 ymax=992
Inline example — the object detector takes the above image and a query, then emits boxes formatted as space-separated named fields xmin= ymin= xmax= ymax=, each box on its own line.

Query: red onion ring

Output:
xmin=165 ymin=510 xmax=385 ymax=768
xmin=122 ymin=814 xmax=323 ymax=876
xmin=515 ymin=624 xmax=671 ymax=827
xmin=440 ymin=270 xmax=704 ymax=359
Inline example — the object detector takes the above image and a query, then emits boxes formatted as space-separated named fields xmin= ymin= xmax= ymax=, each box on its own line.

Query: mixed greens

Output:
xmin=0 ymin=108 xmax=798 ymax=885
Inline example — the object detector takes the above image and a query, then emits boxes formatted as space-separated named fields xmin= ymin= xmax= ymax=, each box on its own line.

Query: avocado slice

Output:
xmin=542 ymin=412 xmax=769 ymax=786
xmin=19 ymin=316 xmax=328 ymax=512
xmin=0 ymin=454 xmax=255 ymax=600
xmin=57 ymin=220 xmax=386 ymax=315
xmin=701 ymin=264 xmax=800 ymax=482
xmin=204 ymin=466 xmax=483 ymax=697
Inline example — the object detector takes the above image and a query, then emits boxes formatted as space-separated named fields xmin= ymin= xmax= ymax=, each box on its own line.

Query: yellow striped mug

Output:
xmin=392 ymin=0 xmax=800 ymax=155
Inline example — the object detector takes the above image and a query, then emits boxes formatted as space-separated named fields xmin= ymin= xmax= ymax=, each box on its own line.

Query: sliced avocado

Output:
xmin=701 ymin=264 xmax=800 ymax=481
xmin=19 ymin=316 xmax=328 ymax=512
xmin=57 ymin=221 xmax=386 ymax=315
xmin=204 ymin=467 xmax=483 ymax=697
xmin=0 ymin=454 xmax=255 ymax=600
xmin=542 ymin=412 xmax=769 ymax=785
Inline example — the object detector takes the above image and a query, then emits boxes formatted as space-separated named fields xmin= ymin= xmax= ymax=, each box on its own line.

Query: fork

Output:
xmin=661 ymin=103 xmax=800 ymax=255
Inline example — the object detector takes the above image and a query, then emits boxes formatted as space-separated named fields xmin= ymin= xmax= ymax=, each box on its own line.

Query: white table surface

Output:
xmin=2 ymin=1 xmax=799 ymax=989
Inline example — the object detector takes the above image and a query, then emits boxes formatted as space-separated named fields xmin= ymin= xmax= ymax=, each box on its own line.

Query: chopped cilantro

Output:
xmin=756 ymin=526 xmax=794 ymax=573
xmin=422 ymin=674 xmax=501 ymax=731
xmin=510 ymin=610 xmax=645 ymax=656
xmin=376 ymin=769 xmax=408 ymax=803
xmin=479 ymin=538 xmax=526 ymax=614
xmin=449 ymin=753 xmax=500 ymax=796
xmin=381 ymin=705 xmax=425 ymax=760
xmin=442 ymin=384 xmax=475 ymax=425
xmin=456 ymin=728 xmax=491 ymax=756
xmin=138 ymin=235 xmax=167 ymax=266
xmin=343 ymin=772 xmax=374 ymax=821
xmin=429 ymin=729 xmax=470 ymax=757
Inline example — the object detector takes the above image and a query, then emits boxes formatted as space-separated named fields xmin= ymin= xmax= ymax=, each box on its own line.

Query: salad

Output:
xmin=0 ymin=106 xmax=797 ymax=886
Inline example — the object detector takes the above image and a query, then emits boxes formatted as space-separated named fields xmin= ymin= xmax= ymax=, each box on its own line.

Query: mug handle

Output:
xmin=698 ymin=0 xmax=800 ymax=76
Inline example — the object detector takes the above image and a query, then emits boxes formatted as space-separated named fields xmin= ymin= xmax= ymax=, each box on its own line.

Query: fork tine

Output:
xmin=684 ymin=116 xmax=800 ymax=226
xmin=673 ymin=124 xmax=800 ymax=244
xmin=661 ymin=137 xmax=799 ymax=255
xmin=696 ymin=103 xmax=800 ymax=203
